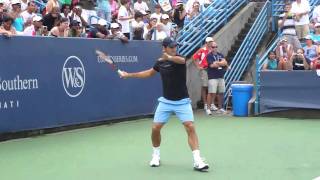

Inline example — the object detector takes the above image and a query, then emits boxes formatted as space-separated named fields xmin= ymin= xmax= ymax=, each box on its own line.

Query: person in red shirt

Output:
xmin=311 ymin=57 xmax=320 ymax=70
xmin=193 ymin=37 xmax=215 ymax=113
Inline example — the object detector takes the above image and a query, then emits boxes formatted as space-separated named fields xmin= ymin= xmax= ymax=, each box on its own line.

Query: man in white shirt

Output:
xmin=20 ymin=1 xmax=36 ymax=27
xmin=291 ymin=0 xmax=311 ymax=40
xmin=161 ymin=14 xmax=172 ymax=37
xmin=134 ymin=0 xmax=149 ymax=14
xmin=118 ymin=0 xmax=133 ymax=39
xmin=23 ymin=15 xmax=46 ymax=36
xmin=312 ymin=5 xmax=320 ymax=23
xmin=151 ymin=4 xmax=162 ymax=23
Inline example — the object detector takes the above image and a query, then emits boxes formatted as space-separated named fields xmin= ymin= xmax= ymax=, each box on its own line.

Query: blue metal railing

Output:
xmin=176 ymin=0 xmax=247 ymax=56
xmin=223 ymin=1 xmax=271 ymax=107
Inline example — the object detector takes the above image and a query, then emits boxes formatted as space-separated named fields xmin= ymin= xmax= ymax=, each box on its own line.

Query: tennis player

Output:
xmin=119 ymin=37 xmax=209 ymax=172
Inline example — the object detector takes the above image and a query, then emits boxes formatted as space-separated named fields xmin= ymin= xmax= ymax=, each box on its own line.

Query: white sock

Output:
xmin=152 ymin=146 xmax=160 ymax=157
xmin=204 ymin=104 xmax=208 ymax=109
xmin=192 ymin=149 xmax=201 ymax=162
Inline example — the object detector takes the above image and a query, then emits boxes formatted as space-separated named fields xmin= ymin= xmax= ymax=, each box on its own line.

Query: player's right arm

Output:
xmin=119 ymin=68 xmax=157 ymax=79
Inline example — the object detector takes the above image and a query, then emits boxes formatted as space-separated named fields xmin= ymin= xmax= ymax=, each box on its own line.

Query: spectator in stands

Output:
xmin=20 ymin=0 xmax=29 ymax=11
xmin=303 ymin=35 xmax=319 ymax=64
xmin=60 ymin=4 xmax=71 ymax=20
xmin=310 ymin=57 xmax=320 ymax=70
xmin=134 ymin=0 xmax=149 ymax=14
xmin=109 ymin=22 xmax=129 ymax=42
xmin=10 ymin=0 xmax=24 ymax=33
xmin=172 ymin=0 xmax=186 ymax=30
xmin=143 ymin=10 xmax=151 ymax=23
xmin=46 ymin=0 xmax=60 ymax=14
xmin=118 ymin=0 xmax=133 ymax=39
xmin=97 ymin=0 xmax=111 ymax=22
xmin=151 ymin=4 xmax=162 ymax=23
xmin=312 ymin=4 xmax=320 ymax=23
xmin=184 ymin=1 xmax=200 ymax=26
xmin=21 ymin=1 xmax=36 ymax=27
xmin=87 ymin=18 xmax=110 ymax=38
xmin=131 ymin=11 xmax=144 ymax=40
xmin=43 ymin=7 xmax=61 ymax=31
xmin=310 ymin=23 xmax=320 ymax=43
xmin=23 ymin=15 xmax=48 ymax=36
xmin=289 ymin=48 xmax=310 ymax=70
xmin=143 ymin=14 xmax=157 ymax=40
xmin=161 ymin=14 xmax=172 ymax=37
xmin=69 ymin=4 xmax=88 ymax=27
xmin=278 ymin=3 xmax=301 ymax=51
xmin=275 ymin=38 xmax=294 ymax=67
xmin=0 ymin=15 xmax=16 ymax=36
xmin=263 ymin=51 xmax=279 ymax=70
xmin=110 ymin=0 xmax=119 ymax=21
xmin=154 ymin=23 xmax=167 ymax=40
xmin=0 ymin=0 xmax=7 ymax=25
xmin=49 ymin=17 xmax=69 ymax=37
xmin=206 ymin=42 xmax=228 ymax=115
xmin=68 ymin=20 xmax=82 ymax=37
xmin=291 ymin=0 xmax=311 ymax=40
xmin=192 ymin=37 xmax=213 ymax=113
xmin=79 ymin=0 xmax=98 ymax=21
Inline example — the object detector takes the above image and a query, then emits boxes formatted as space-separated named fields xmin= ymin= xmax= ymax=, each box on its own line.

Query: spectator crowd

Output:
xmin=0 ymin=0 xmax=213 ymax=40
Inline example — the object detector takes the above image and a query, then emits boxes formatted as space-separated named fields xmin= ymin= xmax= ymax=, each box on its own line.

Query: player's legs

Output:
xmin=151 ymin=123 xmax=164 ymax=148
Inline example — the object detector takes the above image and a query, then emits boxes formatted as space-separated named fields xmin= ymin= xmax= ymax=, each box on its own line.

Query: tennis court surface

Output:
xmin=1 ymin=112 xmax=320 ymax=180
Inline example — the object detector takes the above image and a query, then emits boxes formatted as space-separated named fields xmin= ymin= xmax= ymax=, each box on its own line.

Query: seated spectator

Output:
xmin=278 ymin=3 xmax=301 ymax=51
xmin=143 ymin=14 xmax=157 ymax=40
xmin=143 ymin=10 xmax=151 ymax=23
xmin=109 ymin=22 xmax=129 ymax=42
xmin=131 ymin=11 xmax=144 ymax=40
xmin=303 ymin=35 xmax=319 ymax=64
xmin=87 ymin=18 xmax=110 ymax=39
xmin=9 ymin=0 xmax=24 ymax=33
xmin=0 ymin=0 xmax=8 ymax=25
xmin=172 ymin=0 xmax=186 ymax=30
xmin=43 ymin=7 xmax=61 ymax=31
xmin=69 ymin=4 xmax=88 ymax=27
xmin=151 ymin=4 xmax=162 ymax=23
xmin=21 ymin=1 xmax=36 ymax=27
xmin=289 ymin=48 xmax=310 ymax=70
xmin=46 ymin=0 xmax=60 ymax=14
xmin=117 ymin=0 xmax=134 ymax=39
xmin=134 ymin=0 xmax=149 ymax=14
xmin=60 ymin=4 xmax=71 ymax=20
xmin=23 ymin=15 xmax=48 ymax=36
xmin=263 ymin=51 xmax=280 ymax=70
xmin=310 ymin=57 xmax=320 ymax=70
xmin=154 ymin=23 xmax=167 ymax=40
xmin=49 ymin=17 xmax=69 ymax=37
xmin=310 ymin=23 xmax=320 ymax=43
xmin=184 ymin=1 xmax=200 ymax=26
xmin=68 ymin=20 xmax=82 ymax=37
xmin=291 ymin=0 xmax=311 ymax=40
xmin=0 ymin=15 xmax=16 ymax=36
xmin=161 ymin=14 xmax=172 ymax=37
xmin=275 ymin=38 xmax=294 ymax=62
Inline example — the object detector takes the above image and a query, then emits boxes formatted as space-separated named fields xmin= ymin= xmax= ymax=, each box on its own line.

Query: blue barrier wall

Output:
xmin=0 ymin=36 xmax=163 ymax=133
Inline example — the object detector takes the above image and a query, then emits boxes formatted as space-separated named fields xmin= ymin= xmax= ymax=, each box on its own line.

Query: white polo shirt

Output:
xmin=291 ymin=0 xmax=311 ymax=25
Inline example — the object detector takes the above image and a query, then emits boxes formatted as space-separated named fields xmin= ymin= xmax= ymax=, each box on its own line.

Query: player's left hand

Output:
xmin=158 ymin=52 xmax=170 ymax=61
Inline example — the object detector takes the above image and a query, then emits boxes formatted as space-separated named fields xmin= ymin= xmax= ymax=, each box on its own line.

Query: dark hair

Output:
xmin=61 ymin=4 xmax=70 ymax=12
xmin=134 ymin=11 xmax=143 ymax=19
xmin=120 ymin=0 xmax=128 ymax=5
xmin=297 ymin=48 xmax=305 ymax=54
xmin=2 ymin=15 xmax=14 ymax=23
xmin=57 ymin=17 xmax=69 ymax=26
xmin=27 ymin=1 xmax=35 ymax=6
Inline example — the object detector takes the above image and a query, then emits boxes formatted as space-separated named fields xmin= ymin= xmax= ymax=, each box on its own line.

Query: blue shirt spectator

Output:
xmin=206 ymin=52 xmax=226 ymax=79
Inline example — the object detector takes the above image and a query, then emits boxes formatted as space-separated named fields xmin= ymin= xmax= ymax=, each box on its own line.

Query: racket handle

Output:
xmin=117 ymin=69 xmax=124 ymax=77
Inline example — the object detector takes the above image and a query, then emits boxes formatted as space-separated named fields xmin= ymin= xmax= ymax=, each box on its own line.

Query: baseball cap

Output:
xmin=32 ymin=15 xmax=42 ymax=22
xmin=98 ymin=19 xmax=107 ymax=26
xmin=315 ymin=23 xmax=320 ymax=27
xmin=110 ymin=22 xmax=120 ymax=29
xmin=205 ymin=37 xmax=214 ymax=43
xmin=11 ymin=0 xmax=21 ymax=5
xmin=70 ymin=20 xmax=80 ymax=26
xmin=162 ymin=37 xmax=177 ymax=48
xmin=150 ymin=14 xmax=158 ymax=20
xmin=161 ymin=14 xmax=169 ymax=19
xmin=140 ymin=10 xmax=147 ymax=15
xmin=305 ymin=35 xmax=312 ymax=40
xmin=176 ymin=0 xmax=183 ymax=6
xmin=280 ymin=37 xmax=287 ymax=42
xmin=0 ymin=0 xmax=5 ymax=4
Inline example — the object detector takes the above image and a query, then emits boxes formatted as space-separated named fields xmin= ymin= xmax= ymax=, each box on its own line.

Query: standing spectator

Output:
xmin=21 ymin=1 xmax=36 ymax=27
xmin=184 ymin=1 xmax=200 ymax=26
xmin=134 ymin=0 xmax=149 ymax=14
xmin=43 ymin=7 xmax=61 ymax=31
xmin=10 ymin=0 xmax=24 ymax=33
xmin=23 ymin=15 xmax=48 ymax=36
xmin=161 ymin=14 xmax=172 ymax=37
xmin=151 ymin=4 xmax=162 ymax=23
xmin=303 ymin=35 xmax=319 ymax=64
xmin=312 ymin=4 xmax=320 ymax=23
xmin=262 ymin=51 xmax=279 ymax=70
xmin=68 ymin=20 xmax=82 ymax=37
xmin=117 ymin=0 xmax=133 ymax=39
xmin=49 ymin=17 xmax=69 ymax=37
xmin=172 ymin=0 xmax=186 ymax=30
xmin=131 ymin=11 xmax=144 ymax=40
xmin=110 ymin=0 xmax=119 ymax=21
xmin=97 ymin=0 xmax=111 ymax=22
xmin=79 ymin=0 xmax=97 ymax=21
xmin=275 ymin=38 xmax=294 ymax=65
xmin=0 ymin=15 xmax=16 ymax=36
xmin=192 ymin=37 xmax=214 ymax=113
xmin=69 ymin=4 xmax=88 ymax=27
xmin=291 ymin=0 xmax=310 ymax=40
xmin=289 ymin=48 xmax=310 ymax=70
xmin=20 ymin=0 xmax=29 ymax=11
xmin=143 ymin=14 xmax=157 ymax=40
xmin=310 ymin=23 xmax=320 ymax=43
xmin=185 ymin=0 xmax=203 ymax=14
xmin=278 ymin=3 xmax=301 ymax=51
xmin=206 ymin=42 xmax=228 ymax=115
xmin=46 ymin=0 xmax=60 ymax=14
xmin=60 ymin=4 xmax=71 ymax=20
xmin=0 ymin=0 xmax=7 ymax=25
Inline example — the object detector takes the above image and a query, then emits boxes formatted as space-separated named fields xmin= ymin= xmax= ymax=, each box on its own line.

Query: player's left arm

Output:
xmin=159 ymin=53 xmax=186 ymax=64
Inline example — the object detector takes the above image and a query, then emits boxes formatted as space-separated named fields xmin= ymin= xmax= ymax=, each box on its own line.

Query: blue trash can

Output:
xmin=231 ymin=84 xmax=254 ymax=117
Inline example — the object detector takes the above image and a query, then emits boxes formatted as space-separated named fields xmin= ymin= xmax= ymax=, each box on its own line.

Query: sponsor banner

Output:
xmin=0 ymin=37 xmax=162 ymax=133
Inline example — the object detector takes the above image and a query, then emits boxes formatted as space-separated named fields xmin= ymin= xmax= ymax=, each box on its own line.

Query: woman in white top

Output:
xmin=117 ymin=0 xmax=133 ymax=39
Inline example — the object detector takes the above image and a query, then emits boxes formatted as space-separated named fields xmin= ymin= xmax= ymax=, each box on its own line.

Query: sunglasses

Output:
xmin=211 ymin=46 xmax=218 ymax=48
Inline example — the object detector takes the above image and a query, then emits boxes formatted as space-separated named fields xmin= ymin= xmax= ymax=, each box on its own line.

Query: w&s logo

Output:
xmin=62 ymin=56 xmax=86 ymax=98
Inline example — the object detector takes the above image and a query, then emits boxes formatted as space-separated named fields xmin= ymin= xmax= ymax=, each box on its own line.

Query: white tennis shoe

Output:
xmin=149 ymin=155 xmax=160 ymax=167
xmin=194 ymin=158 xmax=209 ymax=172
